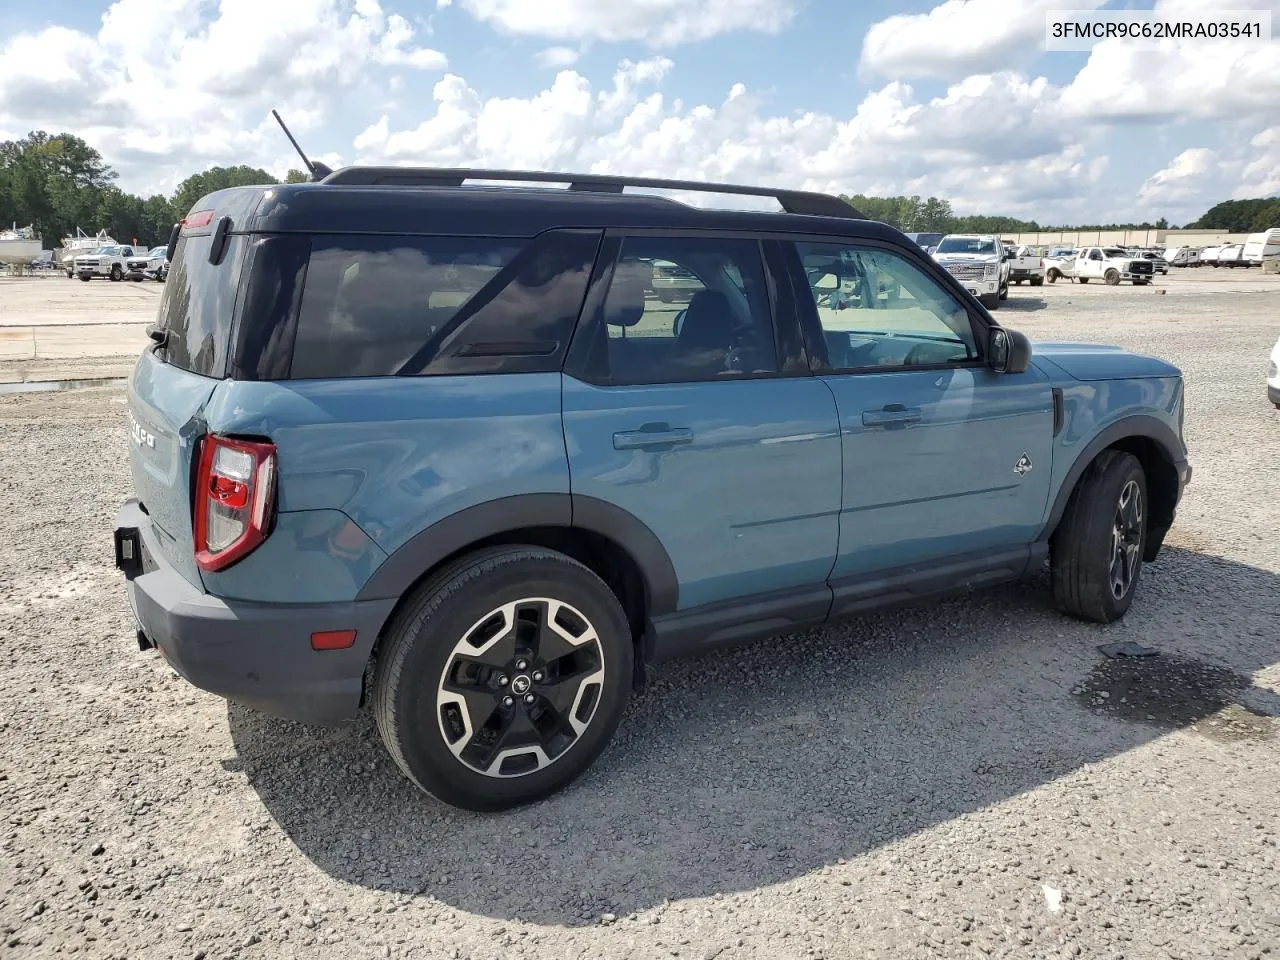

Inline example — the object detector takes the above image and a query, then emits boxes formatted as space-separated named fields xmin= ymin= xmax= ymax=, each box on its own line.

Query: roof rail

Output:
xmin=318 ymin=166 xmax=864 ymax=219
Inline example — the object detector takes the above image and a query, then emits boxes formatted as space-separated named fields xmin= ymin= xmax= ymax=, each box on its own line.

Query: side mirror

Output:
xmin=989 ymin=327 xmax=1032 ymax=374
xmin=165 ymin=223 xmax=180 ymax=264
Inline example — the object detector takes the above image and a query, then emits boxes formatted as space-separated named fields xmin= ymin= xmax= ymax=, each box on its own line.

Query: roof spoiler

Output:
xmin=316 ymin=166 xmax=864 ymax=219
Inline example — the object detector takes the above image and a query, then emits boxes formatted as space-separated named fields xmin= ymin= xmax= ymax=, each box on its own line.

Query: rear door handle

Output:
xmin=861 ymin=405 xmax=923 ymax=428
xmin=613 ymin=425 xmax=694 ymax=450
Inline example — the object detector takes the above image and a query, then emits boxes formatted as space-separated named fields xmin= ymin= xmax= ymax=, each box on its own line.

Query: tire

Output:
xmin=1104 ymin=268 xmax=1120 ymax=285
xmin=1079 ymin=277 xmax=1089 ymax=284
xmin=1046 ymin=268 xmax=1060 ymax=283
xmin=1051 ymin=450 xmax=1148 ymax=624
xmin=1133 ymin=279 xmax=1150 ymax=286
xmin=979 ymin=293 xmax=1000 ymax=310
xmin=1030 ymin=277 xmax=1044 ymax=287
xmin=373 ymin=545 xmax=634 ymax=811
xmin=998 ymin=284 xmax=1009 ymax=301
xmin=109 ymin=264 xmax=122 ymax=281
xmin=79 ymin=274 xmax=91 ymax=282
xmin=1013 ymin=279 xmax=1023 ymax=285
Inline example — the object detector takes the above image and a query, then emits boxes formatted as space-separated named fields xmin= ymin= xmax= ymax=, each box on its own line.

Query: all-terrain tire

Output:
xmin=1051 ymin=450 xmax=1148 ymax=624
xmin=373 ymin=545 xmax=634 ymax=811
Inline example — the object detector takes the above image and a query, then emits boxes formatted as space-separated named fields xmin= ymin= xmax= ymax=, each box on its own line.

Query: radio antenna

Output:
xmin=272 ymin=109 xmax=333 ymax=181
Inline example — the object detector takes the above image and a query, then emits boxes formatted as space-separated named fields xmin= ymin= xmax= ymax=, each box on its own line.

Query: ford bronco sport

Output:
xmin=114 ymin=168 xmax=1191 ymax=811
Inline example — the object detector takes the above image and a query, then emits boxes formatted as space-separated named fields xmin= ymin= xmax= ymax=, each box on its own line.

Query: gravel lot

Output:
xmin=2 ymin=272 xmax=1278 ymax=960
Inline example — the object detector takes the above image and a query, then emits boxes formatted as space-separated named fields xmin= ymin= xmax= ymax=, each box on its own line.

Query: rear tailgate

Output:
xmin=124 ymin=188 xmax=260 ymax=586
xmin=127 ymin=353 xmax=217 ymax=586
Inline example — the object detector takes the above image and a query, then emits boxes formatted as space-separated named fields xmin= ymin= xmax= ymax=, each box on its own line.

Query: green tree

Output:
xmin=285 ymin=168 xmax=310 ymax=183
xmin=170 ymin=164 xmax=279 ymax=217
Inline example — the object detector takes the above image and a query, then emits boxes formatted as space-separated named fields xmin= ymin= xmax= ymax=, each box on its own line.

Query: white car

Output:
xmin=1269 ymin=335 xmax=1280 ymax=409
xmin=74 ymin=244 xmax=138 ymax=281
xmin=125 ymin=245 xmax=168 ymax=281
xmin=1043 ymin=247 xmax=1078 ymax=283
xmin=931 ymin=234 xmax=1010 ymax=309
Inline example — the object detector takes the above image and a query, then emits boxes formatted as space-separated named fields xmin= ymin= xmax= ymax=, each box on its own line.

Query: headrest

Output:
xmin=604 ymin=259 xmax=650 ymax=327
xmin=677 ymin=290 xmax=733 ymax=349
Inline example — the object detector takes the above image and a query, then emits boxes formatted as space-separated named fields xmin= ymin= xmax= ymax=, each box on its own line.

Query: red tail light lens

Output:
xmin=194 ymin=435 xmax=277 ymax=571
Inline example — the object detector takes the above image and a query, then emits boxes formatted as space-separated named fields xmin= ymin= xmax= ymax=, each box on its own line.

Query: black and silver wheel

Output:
xmin=1051 ymin=450 xmax=1148 ymax=623
xmin=373 ymin=546 xmax=633 ymax=811
xmin=109 ymin=263 xmax=122 ymax=281
xmin=1046 ymin=268 xmax=1060 ymax=283
xmin=998 ymin=283 xmax=1009 ymax=301
xmin=980 ymin=293 xmax=1000 ymax=310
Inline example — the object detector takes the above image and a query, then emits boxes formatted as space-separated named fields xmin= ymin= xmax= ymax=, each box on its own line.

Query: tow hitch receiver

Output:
xmin=114 ymin=526 xmax=143 ymax=577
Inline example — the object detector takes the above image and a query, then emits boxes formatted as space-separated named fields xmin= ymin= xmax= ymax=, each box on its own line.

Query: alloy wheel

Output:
xmin=436 ymin=597 xmax=606 ymax=778
xmin=1109 ymin=479 xmax=1143 ymax=599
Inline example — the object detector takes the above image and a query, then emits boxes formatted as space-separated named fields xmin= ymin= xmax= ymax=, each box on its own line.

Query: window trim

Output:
xmin=777 ymin=236 xmax=992 ymax=377
xmin=561 ymin=228 xmax=808 ymax=388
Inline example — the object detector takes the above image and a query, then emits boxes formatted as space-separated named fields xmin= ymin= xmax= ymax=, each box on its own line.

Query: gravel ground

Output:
xmin=1 ymin=272 xmax=1279 ymax=960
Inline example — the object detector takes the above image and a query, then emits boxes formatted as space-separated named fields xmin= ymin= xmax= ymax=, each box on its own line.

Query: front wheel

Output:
xmin=1051 ymin=450 xmax=1148 ymax=623
xmin=979 ymin=293 xmax=1000 ymax=310
xmin=109 ymin=264 xmax=122 ymax=281
xmin=79 ymin=274 xmax=91 ymax=282
xmin=1104 ymin=268 xmax=1120 ymax=285
xmin=1079 ymin=277 xmax=1090 ymax=284
xmin=373 ymin=546 xmax=634 ymax=811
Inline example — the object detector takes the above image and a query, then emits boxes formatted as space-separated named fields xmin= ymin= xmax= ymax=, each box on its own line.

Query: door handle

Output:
xmin=613 ymin=425 xmax=694 ymax=450
xmin=861 ymin=404 xmax=923 ymax=428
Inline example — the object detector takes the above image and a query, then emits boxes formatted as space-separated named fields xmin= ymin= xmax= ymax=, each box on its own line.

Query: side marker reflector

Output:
xmin=311 ymin=629 xmax=357 ymax=651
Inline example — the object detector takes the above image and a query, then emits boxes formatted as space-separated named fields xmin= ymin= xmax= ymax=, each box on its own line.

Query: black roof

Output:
xmin=190 ymin=167 xmax=905 ymax=244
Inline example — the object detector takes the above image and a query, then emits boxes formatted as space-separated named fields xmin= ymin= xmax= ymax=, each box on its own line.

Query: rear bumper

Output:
xmin=115 ymin=500 xmax=395 ymax=725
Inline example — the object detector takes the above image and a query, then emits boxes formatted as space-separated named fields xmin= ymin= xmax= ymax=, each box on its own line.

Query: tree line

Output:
xmin=2 ymin=128 xmax=1274 ymax=250
xmin=1185 ymin=198 xmax=1280 ymax=233
xmin=0 ymin=131 xmax=307 ymax=249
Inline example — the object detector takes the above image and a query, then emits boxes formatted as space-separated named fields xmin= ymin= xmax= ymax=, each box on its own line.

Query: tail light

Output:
xmin=194 ymin=435 xmax=277 ymax=571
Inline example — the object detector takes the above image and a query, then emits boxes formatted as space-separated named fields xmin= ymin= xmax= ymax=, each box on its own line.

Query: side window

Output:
xmin=597 ymin=237 xmax=778 ymax=384
xmin=289 ymin=231 xmax=598 ymax=379
xmin=793 ymin=242 xmax=978 ymax=371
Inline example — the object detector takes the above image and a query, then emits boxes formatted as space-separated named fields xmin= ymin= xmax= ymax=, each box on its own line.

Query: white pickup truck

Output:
xmin=931 ymin=234 xmax=1010 ymax=309
xmin=1070 ymin=246 xmax=1155 ymax=286
xmin=1005 ymin=244 xmax=1045 ymax=286
xmin=73 ymin=244 xmax=139 ymax=281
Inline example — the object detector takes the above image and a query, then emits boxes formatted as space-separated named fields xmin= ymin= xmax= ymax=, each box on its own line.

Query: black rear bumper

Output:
xmin=115 ymin=500 xmax=395 ymax=725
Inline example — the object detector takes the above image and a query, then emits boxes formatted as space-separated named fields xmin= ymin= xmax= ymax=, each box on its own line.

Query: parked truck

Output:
xmin=1006 ymin=244 xmax=1045 ymax=286
xmin=1071 ymin=247 xmax=1155 ymax=285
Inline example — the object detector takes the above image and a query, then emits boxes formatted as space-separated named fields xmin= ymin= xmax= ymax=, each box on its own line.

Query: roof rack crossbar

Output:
xmin=318 ymin=166 xmax=862 ymax=219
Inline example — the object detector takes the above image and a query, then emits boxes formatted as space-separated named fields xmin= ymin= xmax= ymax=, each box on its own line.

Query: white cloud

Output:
xmin=0 ymin=0 xmax=445 ymax=194
xmin=860 ymin=0 xmax=1106 ymax=80
xmin=457 ymin=0 xmax=799 ymax=46
xmin=352 ymin=63 xmax=1106 ymax=221
xmin=536 ymin=46 xmax=580 ymax=69
xmin=1138 ymin=128 xmax=1280 ymax=220
xmin=1060 ymin=0 xmax=1280 ymax=122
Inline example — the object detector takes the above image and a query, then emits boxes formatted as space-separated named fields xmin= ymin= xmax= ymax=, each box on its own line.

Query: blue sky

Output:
xmin=1 ymin=0 xmax=1277 ymax=225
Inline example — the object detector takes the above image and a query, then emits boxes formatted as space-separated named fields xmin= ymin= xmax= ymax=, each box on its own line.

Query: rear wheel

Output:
xmin=1046 ymin=268 xmax=1060 ymax=283
xmin=373 ymin=546 xmax=634 ymax=811
xmin=1079 ymin=277 xmax=1089 ymax=284
xmin=1051 ymin=450 xmax=1147 ymax=623
xmin=1030 ymin=277 xmax=1044 ymax=287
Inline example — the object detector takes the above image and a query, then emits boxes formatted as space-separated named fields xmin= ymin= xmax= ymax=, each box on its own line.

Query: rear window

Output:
xmin=156 ymin=233 xmax=247 ymax=377
xmin=288 ymin=231 xmax=599 ymax=379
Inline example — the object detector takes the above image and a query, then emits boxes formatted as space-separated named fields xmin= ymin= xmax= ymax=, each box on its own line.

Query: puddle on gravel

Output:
xmin=1073 ymin=653 xmax=1277 ymax=742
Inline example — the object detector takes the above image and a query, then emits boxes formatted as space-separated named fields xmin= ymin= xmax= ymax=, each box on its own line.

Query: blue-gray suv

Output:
xmin=114 ymin=168 xmax=1191 ymax=810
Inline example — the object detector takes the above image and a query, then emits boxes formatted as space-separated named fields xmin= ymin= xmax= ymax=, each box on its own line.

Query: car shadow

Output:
xmin=226 ymin=547 xmax=1280 ymax=925
xmin=998 ymin=294 xmax=1049 ymax=312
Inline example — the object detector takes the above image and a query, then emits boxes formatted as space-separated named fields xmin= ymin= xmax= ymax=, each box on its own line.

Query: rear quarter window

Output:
xmin=288 ymin=230 xmax=600 ymax=379
xmin=156 ymin=233 xmax=248 ymax=377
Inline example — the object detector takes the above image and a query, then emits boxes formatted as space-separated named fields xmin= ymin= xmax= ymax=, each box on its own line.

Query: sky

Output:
xmin=0 ymin=0 xmax=1277 ymax=225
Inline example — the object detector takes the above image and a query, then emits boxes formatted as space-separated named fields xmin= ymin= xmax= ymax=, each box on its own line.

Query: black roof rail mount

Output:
xmin=318 ymin=166 xmax=864 ymax=220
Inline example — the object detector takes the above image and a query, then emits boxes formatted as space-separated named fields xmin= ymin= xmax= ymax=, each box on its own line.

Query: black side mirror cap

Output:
xmin=165 ymin=223 xmax=180 ymax=264
xmin=989 ymin=327 xmax=1032 ymax=374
